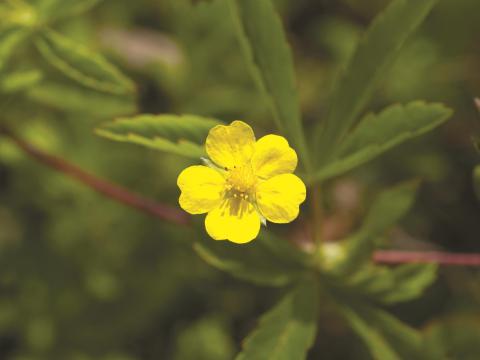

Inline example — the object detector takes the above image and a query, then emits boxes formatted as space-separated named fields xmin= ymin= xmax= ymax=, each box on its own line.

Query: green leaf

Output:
xmin=336 ymin=181 xmax=419 ymax=274
xmin=362 ymin=181 xmax=419 ymax=236
xmin=28 ymin=81 xmax=136 ymax=117
xmin=1 ymin=69 xmax=42 ymax=93
xmin=236 ymin=278 xmax=318 ymax=359
xmin=315 ymin=0 xmax=439 ymax=163
xmin=335 ymin=297 xmax=434 ymax=360
xmin=194 ymin=232 xmax=307 ymax=287
xmin=312 ymin=102 xmax=452 ymax=182
xmin=228 ymin=0 xmax=311 ymax=171
xmin=347 ymin=263 xmax=438 ymax=304
xmin=96 ymin=114 xmax=221 ymax=159
xmin=35 ymin=29 xmax=134 ymax=95
xmin=0 ymin=27 xmax=28 ymax=72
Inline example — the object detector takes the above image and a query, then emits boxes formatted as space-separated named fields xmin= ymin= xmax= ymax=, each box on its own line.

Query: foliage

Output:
xmin=96 ymin=114 xmax=221 ymax=158
xmin=227 ymin=0 xmax=311 ymax=170
xmin=313 ymin=102 xmax=452 ymax=182
xmin=236 ymin=278 xmax=318 ymax=360
xmin=334 ymin=297 xmax=434 ymax=360
xmin=314 ymin=0 xmax=439 ymax=163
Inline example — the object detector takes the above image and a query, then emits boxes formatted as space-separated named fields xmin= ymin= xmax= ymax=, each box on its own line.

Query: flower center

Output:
xmin=225 ymin=164 xmax=257 ymax=201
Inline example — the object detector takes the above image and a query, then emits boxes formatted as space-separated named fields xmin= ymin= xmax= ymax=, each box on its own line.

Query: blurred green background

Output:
xmin=1 ymin=0 xmax=480 ymax=358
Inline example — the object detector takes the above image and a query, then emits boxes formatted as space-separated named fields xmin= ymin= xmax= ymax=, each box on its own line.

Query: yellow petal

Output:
xmin=205 ymin=199 xmax=261 ymax=244
xmin=206 ymin=121 xmax=255 ymax=170
xmin=177 ymin=165 xmax=225 ymax=214
xmin=256 ymin=174 xmax=306 ymax=223
xmin=252 ymin=135 xmax=298 ymax=179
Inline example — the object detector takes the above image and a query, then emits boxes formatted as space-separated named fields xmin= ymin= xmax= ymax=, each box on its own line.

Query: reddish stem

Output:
xmin=0 ymin=127 xmax=190 ymax=226
xmin=4 ymin=127 xmax=480 ymax=267
xmin=374 ymin=250 xmax=480 ymax=266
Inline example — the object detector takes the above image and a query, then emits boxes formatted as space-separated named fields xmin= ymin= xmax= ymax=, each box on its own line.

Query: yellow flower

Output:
xmin=177 ymin=121 xmax=306 ymax=244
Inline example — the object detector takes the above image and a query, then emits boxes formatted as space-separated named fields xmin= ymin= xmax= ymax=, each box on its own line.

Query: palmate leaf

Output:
xmin=35 ymin=29 xmax=134 ymax=95
xmin=335 ymin=296 xmax=436 ymax=360
xmin=236 ymin=277 xmax=318 ymax=359
xmin=194 ymin=232 xmax=309 ymax=287
xmin=345 ymin=263 xmax=438 ymax=304
xmin=228 ymin=0 xmax=311 ymax=171
xmin=315 ymin=0 xmax=439 ymax=164
xmin=96 ymin=114 xmax=221 ymax=159
xmin=336 ymin=181 xmax=419 ymax=274
xmin=312 ymin=102 xmax=452 ymax=182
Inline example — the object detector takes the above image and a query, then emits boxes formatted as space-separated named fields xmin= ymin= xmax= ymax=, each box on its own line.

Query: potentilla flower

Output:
xmin=177 ymin=121 xmax=306 ymax=244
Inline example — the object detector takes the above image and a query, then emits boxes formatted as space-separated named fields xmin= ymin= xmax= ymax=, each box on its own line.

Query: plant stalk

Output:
xmin=4 ymin=126 xmax=480 ymax=267
xmin=374 ymin=250 xmax=480 ymax=266
xmin=0 ymin=126 xmax=190 ymax=226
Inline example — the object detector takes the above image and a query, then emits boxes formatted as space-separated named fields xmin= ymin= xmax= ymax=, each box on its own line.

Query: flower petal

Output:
xmin=177 ymin=165 xmax=225 ymax=214
xmin=256 ymin=174 xmax=306 ymax=223
xmin=205 ymin=199 xmax=261 ymax=244
xmin=252 ymin=135 xmax=298 ymax=179
xmin=206 ymin=120 xmax=255 ymax=169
